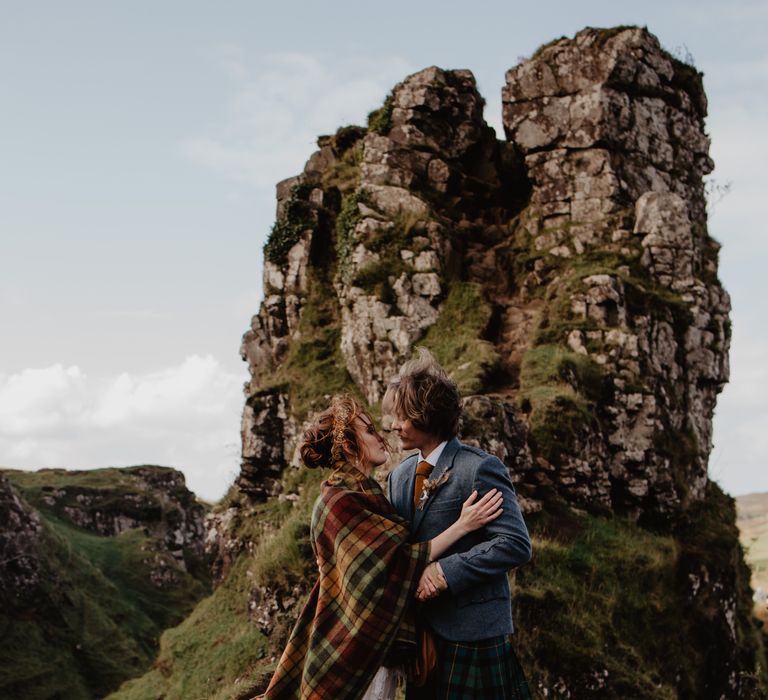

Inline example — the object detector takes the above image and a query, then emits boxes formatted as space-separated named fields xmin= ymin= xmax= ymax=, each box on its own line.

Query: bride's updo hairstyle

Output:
xmin=300 ymin=395 xmax=371 ymax=470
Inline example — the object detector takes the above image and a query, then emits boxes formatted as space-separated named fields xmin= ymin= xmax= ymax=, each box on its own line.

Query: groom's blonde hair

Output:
xmin=383 ymin=348 xmax=461 ymax=440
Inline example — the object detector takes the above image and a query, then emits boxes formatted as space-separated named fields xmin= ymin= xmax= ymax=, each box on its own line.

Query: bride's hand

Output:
xmin=457 ymin=489 xmax=503 ymax=534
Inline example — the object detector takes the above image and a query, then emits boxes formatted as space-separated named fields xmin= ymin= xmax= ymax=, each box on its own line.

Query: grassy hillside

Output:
xmin=737 ymin=492 xmax=768 ymax=631
xmin=516 ymin=483 xmax=766 ymax=698
xmin=106 ymin=466 xmax=319 ymax=700
xmin=0 ymin=468 xmax=211 ymax=700
xmin=108 ymin=473 xmax=767 ymax=700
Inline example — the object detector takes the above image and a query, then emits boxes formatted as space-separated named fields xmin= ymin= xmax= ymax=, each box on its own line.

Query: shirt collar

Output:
xmin=418 ymin=440 xmax=448 ymax=467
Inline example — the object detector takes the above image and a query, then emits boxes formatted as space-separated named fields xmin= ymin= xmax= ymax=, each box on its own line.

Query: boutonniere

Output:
xmin=417 ymin=471 xmax=451 ymax=510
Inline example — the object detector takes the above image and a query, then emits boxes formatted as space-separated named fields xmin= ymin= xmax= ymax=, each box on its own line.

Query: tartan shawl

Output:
xmin=259 ymin=468 xmax=430 ymax=700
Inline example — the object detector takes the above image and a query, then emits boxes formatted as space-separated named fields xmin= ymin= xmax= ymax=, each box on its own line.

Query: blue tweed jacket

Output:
xmin=387 ymin=437 xmax=532 ymax=641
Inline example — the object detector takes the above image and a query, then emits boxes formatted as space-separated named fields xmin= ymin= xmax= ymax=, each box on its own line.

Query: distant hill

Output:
xmin=737 ymin=491 xmax=768 ymax=629
xmin=0 ymin=466 xmax=211 ymax=700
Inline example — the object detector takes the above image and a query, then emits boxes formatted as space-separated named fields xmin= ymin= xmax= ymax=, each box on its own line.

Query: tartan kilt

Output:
xmin=423 ymin=634 xmax=533 ymax=700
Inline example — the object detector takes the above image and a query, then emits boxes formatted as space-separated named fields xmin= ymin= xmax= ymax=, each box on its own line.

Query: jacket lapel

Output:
xmin=412 ymin=437 xmax=461 ymax=533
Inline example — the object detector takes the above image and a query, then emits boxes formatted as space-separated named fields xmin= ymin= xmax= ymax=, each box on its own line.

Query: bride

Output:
xmin=257 ymin=395 xmax=502 ymax=700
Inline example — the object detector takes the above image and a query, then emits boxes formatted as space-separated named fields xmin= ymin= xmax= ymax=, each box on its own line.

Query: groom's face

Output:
xmin=390 ymin=414 xmax=434 ymax=452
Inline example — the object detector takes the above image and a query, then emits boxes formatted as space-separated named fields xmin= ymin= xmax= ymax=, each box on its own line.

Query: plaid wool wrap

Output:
xmin=259 ymin=468 xmax=431 ymax=700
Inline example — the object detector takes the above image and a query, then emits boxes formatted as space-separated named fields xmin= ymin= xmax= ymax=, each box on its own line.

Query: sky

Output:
xmin=1 ymin=0 xmax=766 ymax=502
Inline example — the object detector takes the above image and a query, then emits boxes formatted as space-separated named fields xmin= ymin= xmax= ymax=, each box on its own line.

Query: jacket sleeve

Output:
xmin=437 ymin=455 xmax=532 ymax=595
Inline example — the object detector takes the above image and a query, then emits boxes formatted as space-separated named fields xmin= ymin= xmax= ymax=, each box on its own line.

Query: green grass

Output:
xmin=318 ymin=124 xmax=366 ymax=155
xmin=259 ymin=272 xmax=360 ymax=421
xmin=6 ymin=465 xmax=209 ymax=579
xmin=520 ymin=344 xmax=604 ymax=396
xmin=250 ymin=466 xmax=321 ymax=589
xmin=515 ymin=508 xmax=679 ymax=698
xmin=0 ymin=469 xmax=210 ymax=700
xmin=518 ymin=344 xmax=605 ymax=464
xmin=104 ymin=553 xmax=274 ymax=700
xmin=367 ymin=93 xmax=394 ymax=135
xmin=335 ymin=189 xmax=373 ymax=281
xmin=514 ymin=485 xmax=767 ymax=698
xmin=53 ymin=517 xmax=208 ymax=630
xmin=322 ymin=142 xmax=363 ymax=194
xmin=264 ymin=183 xmax=315 ymax=267
xmin=7 ymin=466 xmax=145 ymax=490
xmin=320 ymin=126 xmax=365 ymax=195
xmin=106 ymin=466 xmax=324 ymax=700
xmin=422 ymin=281 xmax=499 ymax=394
xmin=351 ymin=257 xmax=406 ymax=304
xmin=7 ymin=467 xmax=158 ymax=523
xmin=0 ymin=515 xmax=208 ymax=700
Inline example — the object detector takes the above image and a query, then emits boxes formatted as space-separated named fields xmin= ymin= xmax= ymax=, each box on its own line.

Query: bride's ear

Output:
xmin=342 ymin=438 xmax=364 ymax=466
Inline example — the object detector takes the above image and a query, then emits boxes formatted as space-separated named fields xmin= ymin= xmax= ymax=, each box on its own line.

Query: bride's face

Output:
xmin=353 ymin=414 xmax=389 ymax=470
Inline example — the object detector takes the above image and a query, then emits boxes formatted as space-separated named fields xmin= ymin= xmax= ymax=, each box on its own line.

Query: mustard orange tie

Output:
xmin=413 ymin=460 xmax=434 ymax=511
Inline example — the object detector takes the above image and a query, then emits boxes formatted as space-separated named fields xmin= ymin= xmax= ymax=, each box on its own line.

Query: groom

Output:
xmin=384 ymin=348 xmax=532 ymax=699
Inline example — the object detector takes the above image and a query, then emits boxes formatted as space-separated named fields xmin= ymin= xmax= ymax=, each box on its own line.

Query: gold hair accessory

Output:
xmin=330 ymin=399 xmax=353 ymax=462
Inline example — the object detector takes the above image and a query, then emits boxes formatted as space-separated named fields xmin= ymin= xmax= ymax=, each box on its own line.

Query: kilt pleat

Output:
xmin=432 ymin=635 xmax=532 ymax=700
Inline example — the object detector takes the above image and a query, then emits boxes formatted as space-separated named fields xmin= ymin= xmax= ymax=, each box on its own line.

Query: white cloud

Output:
xmin=89 ymin=355 xmax=234 ymax=427
xmin=0 ymin=356 xmax=244 ymax=501
xmin=0 ymin=365 xmax=87 ymax=434
xmin=180 ymin=49 xmax=413 ymax=187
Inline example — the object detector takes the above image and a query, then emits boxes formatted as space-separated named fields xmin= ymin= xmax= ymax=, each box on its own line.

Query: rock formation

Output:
xmin=240 ymin=26 xmax=730 ymax=527
xmin=105 ymin=26 xmax=764 ymax=700
xmin=0 ymin=475 xmax=42 ymax=605
xmin=30 ymin=465 xmax=207 ymax=569
xmin=500 ymin=27 xmax=729 ymax=521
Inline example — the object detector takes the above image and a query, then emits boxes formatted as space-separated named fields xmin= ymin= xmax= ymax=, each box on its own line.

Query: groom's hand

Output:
xmin=415 ymin=562 xmax=448 ymax=601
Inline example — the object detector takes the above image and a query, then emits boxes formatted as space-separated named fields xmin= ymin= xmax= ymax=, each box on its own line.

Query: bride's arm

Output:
xmin=426 ymin=489 xmax=503 ymax=561
xmin=415 ymin=490 xmax=502 ymax=600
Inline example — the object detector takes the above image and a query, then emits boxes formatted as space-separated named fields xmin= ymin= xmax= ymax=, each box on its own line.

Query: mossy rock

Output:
xmin=367 ymin=94 xmax=394 ymax=135
xmin=335 ymin=189 xmax=374 ymax=280
xmin=518 ymin=344 xmax=605 ymax=464
xmin=105 ymin=465 xmax=324 ymax=700
xmin=514 ymin=488 xmax=767 ymax=698
xmin=422 ymin=281 xmax=500 ymax=394
xmin=259 ymin=272 xmax=359 ymax=422
xmin=264 ymin=183 xmax=315 ymax=267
